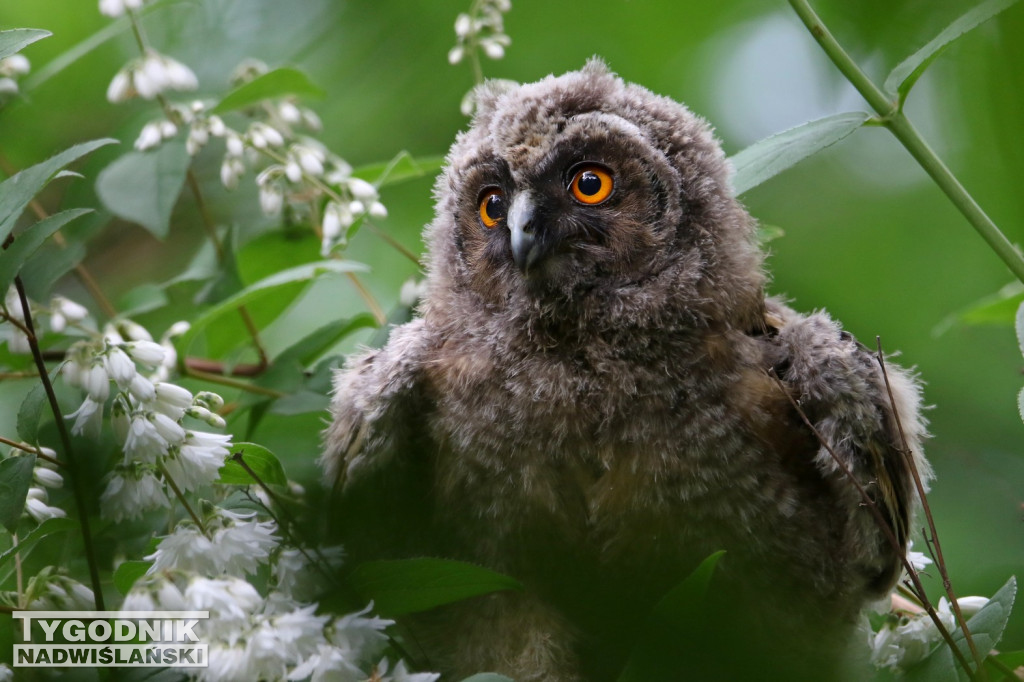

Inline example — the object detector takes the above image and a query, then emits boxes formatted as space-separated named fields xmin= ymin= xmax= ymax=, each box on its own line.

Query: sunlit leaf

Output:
xmin=0 ymin=138 xmax=116 ymax=243
xmin=0 ymin=455 xmax=37 ymax=534
xmin=885 ymin=0 xmax=1020 ymax=101
xmin=212 ymin=67 xmax=324 ymax=114
xmin=218 ymin=443 xmax=288 ymax=486
xmin=729 ymin=113 xmax=870 ymax=195
xmin=0 ymin=28 xmax=50 ymax=61
xmin=113 ymin=560 xmax=152 ymax=595
xmin=348 ymin=558 xmax=523 ymax=617
xmin=95 ymin=139 xmax=190 ymax=239
xmin=352 ymin=152 xmax=446 ymax=188
xmin=0 ymin=209 xmax=92 ymax=294
xmin=177 ymin=259 xmax=367 ymax=356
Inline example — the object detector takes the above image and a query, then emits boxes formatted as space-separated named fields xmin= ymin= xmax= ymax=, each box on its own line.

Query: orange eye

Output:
xmin=569 ymin=165 xmax=613 ymax=205
xmin=478 ymin=188 xmax=506 ymax=228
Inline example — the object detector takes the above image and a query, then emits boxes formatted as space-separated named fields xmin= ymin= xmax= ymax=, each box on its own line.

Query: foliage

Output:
xmin=0 ymin=0 xmax=1021 ymax=680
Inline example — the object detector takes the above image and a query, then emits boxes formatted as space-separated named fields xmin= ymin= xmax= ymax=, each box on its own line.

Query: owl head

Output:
xmin=422 ymin=60 xmax=765 ymax=337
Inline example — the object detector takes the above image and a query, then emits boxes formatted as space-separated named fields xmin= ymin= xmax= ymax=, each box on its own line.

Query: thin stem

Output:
xmin=0 ymin=436 xmax=64 ymax=467
xmin=183 ymin=366 xmax=286 ymax=398
xmin=13 ymin=276 xmax=104 ymax=611
xmin=875 ymin=339 xmax=984 ymax=673
xmin=346 ymin=272 xmax=387 ymax=325
xmin=769 ymin=371 xmax=976 ymax=679
xmin=788 ymin=0 xmax=1024 ymax=285
xmin=156 ymin=462 xmax=206 ymax=534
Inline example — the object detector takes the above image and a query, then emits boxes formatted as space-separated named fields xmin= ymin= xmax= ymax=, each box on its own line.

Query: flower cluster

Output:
xmin=24 ymin=453 xmax=66 ymax=523
xmin=870 ymin=595 xmax=990 ymax=671
xmin=107 ymin=49 xmax=198 ymax=102
xmin=98 ymin=0 xmax=146 ymax=17
xmin=0 ymin=52 xmax=31 ymax=99
xmin=448 ymin=0 xmax=512 ymax=65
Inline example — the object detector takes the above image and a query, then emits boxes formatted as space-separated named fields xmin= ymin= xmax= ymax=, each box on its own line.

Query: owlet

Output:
xmin=323 ymin=60 xmax=929 ymax=681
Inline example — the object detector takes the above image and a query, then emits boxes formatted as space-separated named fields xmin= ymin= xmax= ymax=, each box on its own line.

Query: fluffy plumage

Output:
xmin=323 ymin=60 xmax=930 ymax=681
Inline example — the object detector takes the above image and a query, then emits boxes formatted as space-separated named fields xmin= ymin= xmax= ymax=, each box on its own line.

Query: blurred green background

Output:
xmin=2 ymin=0 xmax=1022 ymax=649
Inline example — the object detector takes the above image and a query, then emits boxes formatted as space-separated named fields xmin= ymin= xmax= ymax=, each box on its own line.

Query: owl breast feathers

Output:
xmin=322 ymin=60 xmax=930 ymax=681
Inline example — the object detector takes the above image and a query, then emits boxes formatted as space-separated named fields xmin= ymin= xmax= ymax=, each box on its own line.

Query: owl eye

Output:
xmin=478 ymin=188 xmax=506 ymax=229
xmin=569 ymin=164 xmax=614 ymax=205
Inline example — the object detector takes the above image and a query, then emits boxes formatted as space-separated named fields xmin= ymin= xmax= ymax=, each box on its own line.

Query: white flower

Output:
xmin=124 ymin=412 xmax=168 ymax=462
xmin=151 ymin=411 xmax=186 ymax=444
xmin=147 ymin=525 xmax=216 ymax=574
xmin=29 ymin=575 xmax=95 ymax=611
xmin=135 ymin=121 xmax=165 ymax=150
xmin=329 ymin=603 xmax=392 ymax=663
xmin=248 ymin=122 xmax=285 ymax=149
xmin=249 ymin=606 xmax=328 ymax=676
xmin=906 ymin=539 xmax=932 ymax=573
xmin=185 ymin=576 xmax=262 ymax=621
xmin=33 ymin=466 xmax=63 ymax=489
xmin=126 ymin=339 xmax=166 ymax=368
xmin=871 ymin=598 xmax=956 ymax=670
xmin=25 ymin=494 xmax=67 ymax=523
xmin=152 ymin=382 xmax=193 ymax=419
xmin=293 ymin=144 xmax=325 ymax=176
xmin=211 ymin=510 xmax=280 ymax=575
xmin=186 ymin=405 xmax=227 ymax=428
xmin=278 ymin=100 xmax=302 ymax=124
xmin=481 ymin=38 xmax=505 ymax=60
xmin=957 ymin=595 xmax=989 ymax=618
xmin=162 ymin=430 xmax=229 ymax=492
xmin=99 ymin=0 xmax=144 ymax=17
xmin=187 ymin=124 xmax=209 ymax=156
xmin=259 ymin=181 xmax=284 ymax=216
xmin=106 ymin=68 xmax=133 ymax=103
xmin=0 ymin=663 xmax=12 ymax=682
xmin=220 ymin=156 xmax=246 ymax=190
xmin=49 ymin=295 xmax=87 ymax=332
xmin=346 ymin=177 xmax=378 ymax=202
xmin=128 ymin=373 xmax=156 ymax=402
xmin=288 ymin=644 xmax=363 ymax=682
xmin=67 ymin=397 xmax=104 ymax=438
xmin=104 ymin=346 xmax=137 ymax=388
xmin=100 ymin=466 xmax=170 ymax=521
xmin=0 ymin=54 xmax=30 ymax=77
xmin=454 ymin=13 xmax=472 ymax=38
xmin=375 ymin=658 xmax=440 ymax=682
xmin=83 ymin=362 xmax=110 ymax=402
xmin=201 ymin=642 xmax=253 ymax=682
xmin=4 ymin=286 xmax=24 ymax=320
xmin=369 ymin=201 xmax=388 ymax=219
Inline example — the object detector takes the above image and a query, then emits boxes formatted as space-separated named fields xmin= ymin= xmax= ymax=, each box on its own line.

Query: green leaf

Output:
xmin=113 ymin=560 xmax=153 ymax=595
xmin=959 ymin=576 xmax=1017 ymax=655
xmin=884 ymin=0 xmax=1020 ymax=101
xmin=1015 ymin=300 xmax=1024 ymax=358
xmin=756 ymin=224 xmax=785 ymax=245
xmin=348 ymin=558 xmax=524 ymax=617
xmin=933 ymin=281 xmax=1024 ymax=336
xmin=617 ymin=551 xmax=725 ymax=682
xmin=0 ymin=138 xmax=116 ymax=243
xmin=117 ymin=282 xmax=169 ymax=317
xmin=218 ymin=443 xmax=288 ymax=486
xmin=729 ymin=112 xmax=871 ymax=195
xmin=212 ymin=67 xmax=324 ymax=114
xmin=0 ymin=208 xmax=92 ymax=294
xmin=459 ymin=676 xmax=516 ymax=682
xmin=16 ymin=382 xmax=47 ymax=444
xmin=0 ymin=28 xmax=51 ymax=61
xmin=0 ymin=517 xmax=77 ymax=572
xmin=95 ymin=139 xmax=190 ymax=239
xmin=269 ymin=390 xmax=330 ymax=415
xmin=177 ymin=259 xmax=367 ymax=356
xmin=352 ymin=151 xmax=446 ymax=188
xmin=0 ymin=455 xmax=36 ymax=534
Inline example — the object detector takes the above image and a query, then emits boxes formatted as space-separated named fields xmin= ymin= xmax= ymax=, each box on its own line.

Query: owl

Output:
xmin=323 ymin=60 xmax=930 ymax=681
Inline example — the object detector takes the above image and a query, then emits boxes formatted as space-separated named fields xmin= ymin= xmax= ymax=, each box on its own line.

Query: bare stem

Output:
xmin=875 ymin=338 xmax=984 ymax=673
xmin=13 ymin=276 xmax=105 ymax=610
xmin=156 ymin=462 xmax=206 ymax=534
xmin=788 ymin=0 xmax=1024 ymax=285
xmin=768 ymin=370 xmax=976 ymax=679
xmin=0 ymin=436 xmax=64 ymax=467
xmin=183 ymin=366 xmax=286 ymax=398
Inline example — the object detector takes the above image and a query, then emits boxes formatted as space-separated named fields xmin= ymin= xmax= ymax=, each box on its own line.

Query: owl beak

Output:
xmin=508 ymin=191 xmax=541 ymax=273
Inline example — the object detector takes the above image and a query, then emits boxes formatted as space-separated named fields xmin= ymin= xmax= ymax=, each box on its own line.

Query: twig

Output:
xmin=788 ymin=0 xmax=1024 ymax=285
xmin=768 ymin=369 xmax=976 ymax=679
xmin=874 ymin=338 xmax=984 ymax=673
xmin=0 ymin=436 xmax=64 ymax=467
xmin=13 ymin=276 xmax=104 ymax=610
xmin=184 ymin=357 xmax=267 ymax=377
xmin=182 ymin=366 xmax=286 ymax=398
xmin=156 ymin=462 xmax=206 ymax=534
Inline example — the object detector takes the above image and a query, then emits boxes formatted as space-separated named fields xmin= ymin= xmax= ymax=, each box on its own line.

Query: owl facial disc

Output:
xmin=508 ymin=190 xmax=541 ymax=273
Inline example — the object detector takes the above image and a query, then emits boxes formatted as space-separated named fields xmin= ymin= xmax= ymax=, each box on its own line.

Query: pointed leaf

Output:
xmin=348 ymin=558 xmax=523 ymax=617
xmin=352 ymin=152 xmax=446 ymax=188
xmin=113 ymin=560 xmax=153 ymax=595
xmin=212 ymin=67 xmax=323 ymax=114
xmin=218 ymin=443 xmax=288 ymax=486
xmin=729 ymin=113 xmax=870 ymax=195
xmin=0 ymin=517 xmax=77 ymax=572
xmin=617 ymin=551 xmax=725 ymax=682
xmin=95 ymin=139 xmax=190 ymax=238
xmin=0 ymin=455 xmax=36 ymax=534
xmin=0 ymin=138 xmax=116 ymax=242
xmin=0 ymin=208 xmax=92 ymax=294
xmin=16 ymin=382 xmax=47 ymax=444
xmin=177 ymin=259 xmax=367 ymax=356
xmin=959 ymin=576 xmax=1016 ymax=654
xmin=885 ymin=0 xmax=1020 ymax=100
xmin=0 ymin=28 xmax=51 ymax=61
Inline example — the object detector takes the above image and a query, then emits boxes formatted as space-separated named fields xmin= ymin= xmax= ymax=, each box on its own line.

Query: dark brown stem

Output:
xmin=183 ymin=366 xmax=285 ymax=398
xmin=13 ymin=276 xmax=104 ymax=610
xmin=768 ymin=370 xmax=976 ymax=678
xmin=0 ymin=436 xmax=64 ymax=467
xmin=875 ymin=338 xmax=984 ymax=674
xmin=157 ymin=462 xmax=206 ymax=534
xmin=184 ymin=357 xmax=267 ymax=377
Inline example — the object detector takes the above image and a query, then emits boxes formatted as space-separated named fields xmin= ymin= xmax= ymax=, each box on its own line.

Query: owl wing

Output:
xmin=759 ymin=297 xmax=931 ymax=595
